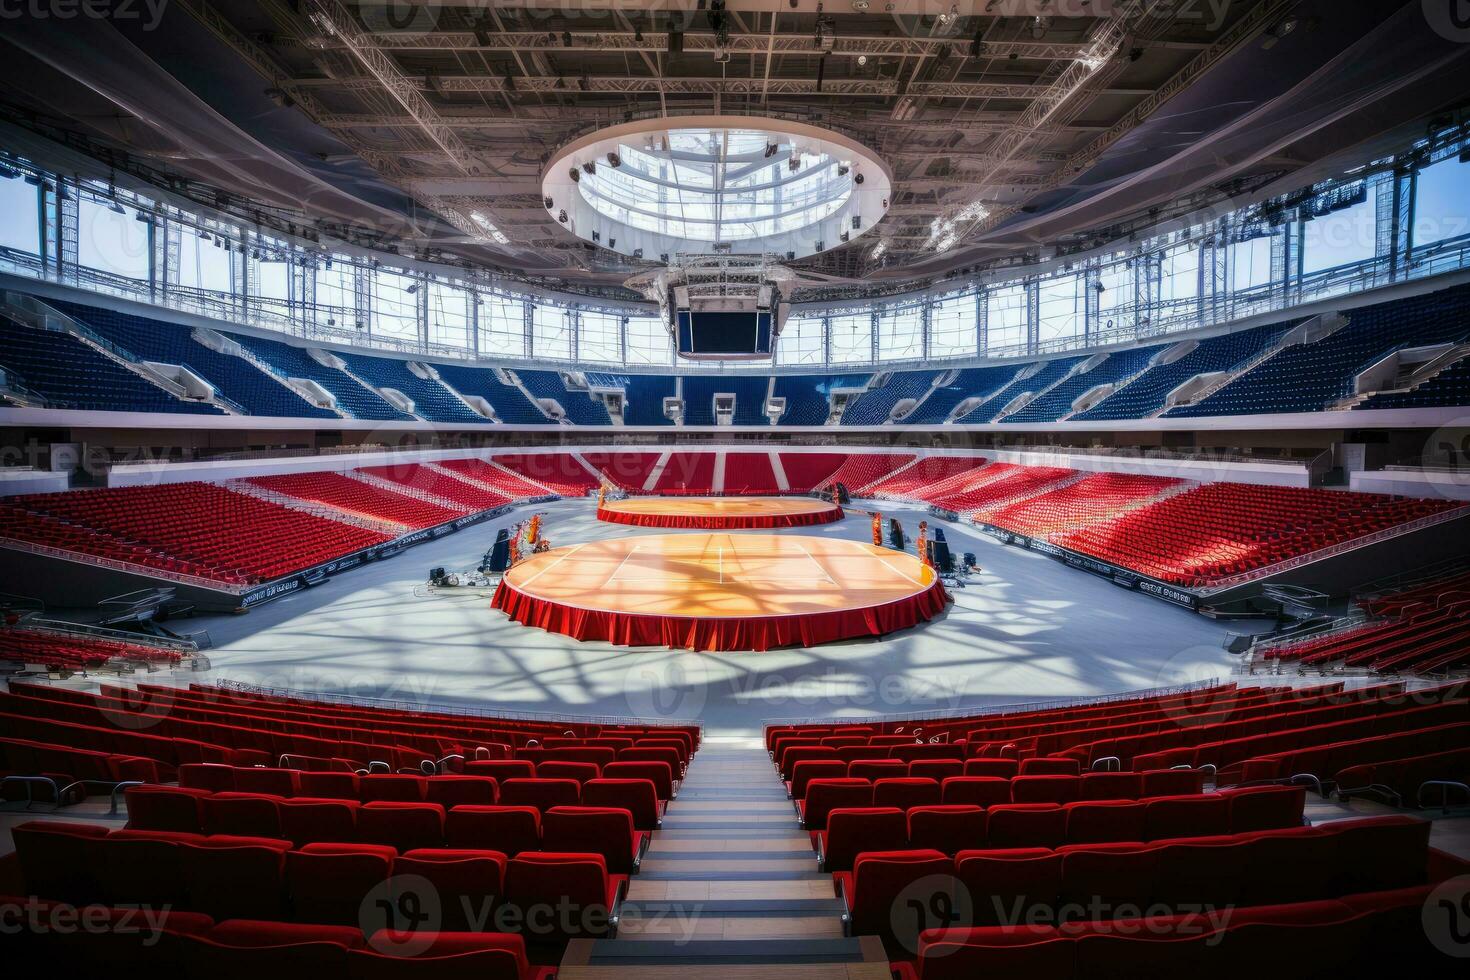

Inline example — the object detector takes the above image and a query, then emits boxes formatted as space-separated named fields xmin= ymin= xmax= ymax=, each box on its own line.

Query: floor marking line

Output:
xmin=847 ymin=537 xmax=927 ymax=587
xmin=517 ymin=543 xmax=588 ymax=587
xmin=601 ymin=544 xmax=642 ymax=588
xmin=796 ymin=543 xmax=840 ymax=587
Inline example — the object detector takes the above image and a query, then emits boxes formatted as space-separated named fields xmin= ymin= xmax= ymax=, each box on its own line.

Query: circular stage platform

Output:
xmin=492 ymin=532 xmax=948 ymax=651
xmin=596 ymin=495 xmax=843 ymax=530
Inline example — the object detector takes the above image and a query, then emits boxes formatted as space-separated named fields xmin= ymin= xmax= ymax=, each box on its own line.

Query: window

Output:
xmin=176 ymin=225 xmax=233 ymax=294
xmin=828 ymin=312 xmax=872 ymax=364
xmin=78 ymin=197 xmax=150 ymax=281
xmin=1158 ymin=243 xmax=1199 ymax=312
xmin=532 ymin=303 xmax=571 ymax=360
xmin=1096 ymin=260 xmax=1133 ymax=333
xmin=1036 ymin=274 xmax=1082 ymax=345
xmin=428 ymin=281 xmax=470 ymax=349
xmin=371 ymin=268 xmax=420 ymax=342
xmin=626 ymin=314 xmax=672 ymax=365
xmin=986 ymin=284 xmax=1027 ymax=354
xmin=777 ymin=314 xmax=825 ymax=365
xmin=479 ymin=294 xmax=525 ymax=357
xmin=1229 ymin=236 xmax=1273 ymax=292
xmin=929 ymin=292 xmax=976 ymax=359
xmin=1302 ymin=184 xmax=1377 ymax=274
xmin=0 ymin=172 xmax=39 ymax=255
xmin=1412 ymin=153 xmax=1470 ymax=249
xmin=877 ymin=305 xmax=923 ymax=361
xmin=250 ymin=242 xmax=292 ymax=325
xmin=579 ymin=310 xmax=622 ymax=363
xmin=315 ymin=259 xmax=356 ymax=328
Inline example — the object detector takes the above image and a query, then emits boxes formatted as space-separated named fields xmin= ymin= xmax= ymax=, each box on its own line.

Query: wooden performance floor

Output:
xmin=501 ymin=532 xmax=934 ymax=619
xmin=599 ymin=496 xmax=838 ymax=520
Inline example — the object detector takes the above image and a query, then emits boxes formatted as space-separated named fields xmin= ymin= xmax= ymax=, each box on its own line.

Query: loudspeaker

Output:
xmin=428 ymin=567 xmax=447 ymax=585
xmin=928 ymin=539 xmax=954 ymax=573
xmin=888 ymin=518 xmax=905 ymax=551
xmin=484 ymin=529 xmax=512 ymax=573
xmin=963 ymin=552 xmax=977 ymax=570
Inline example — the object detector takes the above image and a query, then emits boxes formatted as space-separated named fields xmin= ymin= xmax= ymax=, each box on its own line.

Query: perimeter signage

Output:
xmin=969 ymin=520 xmax=1201 ymax=611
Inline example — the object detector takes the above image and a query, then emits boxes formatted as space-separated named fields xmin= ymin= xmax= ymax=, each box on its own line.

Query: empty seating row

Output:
xmin=812 ymin=784 xmax=1305 ymax=869
xmin=0 ymin=627 xmax=183 ymax=672
xmin=490 ymin=453 xmax=600 ymax=496
xmin=838 ymin=815 xmax=1443 ymax=953
xmin=124 ymin=786 xmax=648 ymax=870
xmin=14 ymin=819 xmax=623 ymax=945
xmin=902 ymin=885 xmax=1458 ymax=978
xmin=244 ymin=472 xmax=469 ymax=529
xmin=175 ymin=766 xmax=665 ymax=824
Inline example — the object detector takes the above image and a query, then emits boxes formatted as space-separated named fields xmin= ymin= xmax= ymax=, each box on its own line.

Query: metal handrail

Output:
xmin=216 ymin=679 xmax=704 ymax=731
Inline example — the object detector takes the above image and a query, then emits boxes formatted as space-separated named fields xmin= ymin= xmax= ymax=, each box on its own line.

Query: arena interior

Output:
xmin=2 ymin=0 xmax=1470 ymax=974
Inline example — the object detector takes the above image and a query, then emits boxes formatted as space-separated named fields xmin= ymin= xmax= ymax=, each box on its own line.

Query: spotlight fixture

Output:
xmin=561 ymin=31 xmax=573 ymax=47
xmin=851 ymin=215 xmax=861 ymax=229
xmin=840 ymin=231 xmax=850 ymax=243
xmin=592 ymin=231 xmax=600 ymax=243
xmin=668 ymin=30 xmax=683 ymax=54
xmin=606 ymin=152 xmax=621 ymax=167
xmin=660 ymin=253 xmax=669 ymax=263
xmin=837 ymin=162 xmax=850 ymax=177
xmin=633 ymin=248 xmax=643 ymax=259
xmin=788 ymin=155 xmax=800 ymax=172
xmin=608 ymin=237 xmax=616 ymax=248
xmin=405 ymin=283 xmax=419 ymax=294
xmin=543 ymin=195 xmax=554 ymax=209
xmin=582 ymin=161 xmax=597 ymax=175
xmin=969 ymin=32 xmax=986 ymax=58
xmin=558 ymin=210 xmax=568 ymax=223
xmin=854 ymin=172 xmax=865 ymax=185
xmin=569 ymin=167 xmax=580 ymax=183
xmin=764 ymin=142 xmax=779 ymax=158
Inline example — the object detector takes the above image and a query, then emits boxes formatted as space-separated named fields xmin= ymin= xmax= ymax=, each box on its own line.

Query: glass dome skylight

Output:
xmin=542 ymin=117 xmax=890 ymax=262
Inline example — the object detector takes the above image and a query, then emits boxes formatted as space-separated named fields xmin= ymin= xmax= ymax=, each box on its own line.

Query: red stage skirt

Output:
xmin=595 ymin=503 xmax=843 ymax=530
xmin=491 ymin=576 xmax=950 ymax=652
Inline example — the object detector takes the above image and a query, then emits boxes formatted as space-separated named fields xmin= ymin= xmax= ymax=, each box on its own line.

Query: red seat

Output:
xmin=178 ymin=762 xmax=237 ymax=793
xmin=790 ymin=760 xmax=849 ymax=800
xmin=964 ymin=759 xmax=1020 ymax=779
xmin=819 ymin=807 xmax=908 ymax=873
xmin=908 ymin=759 xmax=965 ymax=782
xmin=297 ymin=771 xmax=359 ymax=800
xmin=602 ymin=761 xmax=675 ymax=801
xmin=445 ymin=805 xmax=542 ymax=856
xmin=424 ymin=775 xmax=500 ymax=809
xmin=234 ymin=767 xmax=301 ymax=798
xmin=941 ymin=776 xmax=1012 ymax=808
xmin=538 ymin=761 xmax=601 ymax=784
xmin=359 ymin=774 xmax=427 ymax=803
xmin=356 ymin=801 xmax=447 ymax=851
xmin=285 ymin=844 xmax=395 ymax=925
xmin=873 ymin=777 xmax=942 ymax=810
xmin=1063 ymin=800 xmax=1146 ymax=845
xmin=124 ymin=785 xmax=212 ymax=833
xmin=801 ymin=778 xmax=875 ymax=830
xmin=1220 ymin=785 xmax=1305 ymax=833
xmin=500 ymin=778 xmax=581 ymax=812
xmin=907 ymin=805 xmax=986 ymax=856
xmin=1140 ymin=769 xmax=1204 ymax=797
xmin=503 ymin=852 xmax=622 ymax=945
xmin=180 ymin=841 xmax=291 ymax=920
xmin=985 ymin=804 xmax=1068 ymax=849
xmin=395 ymin=849 xmax=508 ymax=932
xmin=277 ymin=798 xmax=359 ymax=848
xmin=580 ymin=778 xmax=661 ymax=832
xmin=465 ymin=759 xmax=537 ymax=783
xmin=1058 ymin=843 xmax=1157 ymax=910
xmin=848 ymin=759 xmax=907 ymax=782
xmin=955 ymin=849 xmax=1064 ymax=927
xmin=1078 ymin=772 xmax=1144 ymax=801
xmin=1011 ymin=776 xmax=1081 ymax=805
xmin=541 ymin=806 xmax=645 ymax=875
xmin=347 ymin=932 xmax=536 ymax=980
xmin=1143 ymin=795 xmax=1230 ymax=841
xmin=201 ymin=792 xmax=284 ymax=839
xmin=1019 ymin=758 xmax=1082 ymax=777
xmin=840 ymin=849 xmax=956 ymax=951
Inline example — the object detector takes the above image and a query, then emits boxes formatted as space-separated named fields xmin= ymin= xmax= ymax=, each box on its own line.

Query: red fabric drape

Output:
xmin=595 ymin=504 xmax=843 ymax=530
xmin=491 ymin=576 xmax=949 ymax=652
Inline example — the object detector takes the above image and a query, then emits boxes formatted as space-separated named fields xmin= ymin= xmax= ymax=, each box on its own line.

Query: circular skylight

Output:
xmin=542 ymin=116 xmax=891 ymax=262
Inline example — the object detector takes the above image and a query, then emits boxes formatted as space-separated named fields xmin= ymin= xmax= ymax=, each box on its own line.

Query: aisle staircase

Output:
xmin=561 ymin=739 xmax=890 ymax=979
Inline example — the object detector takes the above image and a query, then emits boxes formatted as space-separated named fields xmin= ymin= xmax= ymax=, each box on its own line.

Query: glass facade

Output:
xmin=1 ymin=130 xmax=1468 ymax=370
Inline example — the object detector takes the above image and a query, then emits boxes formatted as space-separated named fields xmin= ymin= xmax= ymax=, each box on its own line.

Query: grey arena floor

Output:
xmin=166 ymin=499 xmax=1250 ymax=736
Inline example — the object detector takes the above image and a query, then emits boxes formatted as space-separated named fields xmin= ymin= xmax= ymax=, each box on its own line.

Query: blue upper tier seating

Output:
xmin=840 ymin=370 xmax=939 ymax=425
xmin=681 ymin=374 xmax=771 ymax=426
xmin=773 ymin=374 xmax=870 ymax=425
xmin=1357 ymin=354 xmax=1470 ymax=410
xmin=431 ymin=363 xmax=549 ymax=423
xmin=42 ymin=299 xmax=337 ymax=420
xmin=0 ymin=315 xmax=220 ymax=415
xmin=1170 ymin=282 xmax=1470 ymax=418
xmin=959 ymin=355 xmax=1089 ymax=423
xmin=1005 ymin=344 xmax=1169 ymax=423
xmin=901 ymin=365 xmax=1025 ymax=424
xmin=1072 ymin=320 xmax=1296 ymax=422
xmin=516 ymin=369 xmax=612 ymax=425
xmin=335 ymin=351 xmax=487 ymax=424
xmin=614 ymin=373 xmax=677 ymax=426
xmin=227 ymin=333 xmax=414 ymax=420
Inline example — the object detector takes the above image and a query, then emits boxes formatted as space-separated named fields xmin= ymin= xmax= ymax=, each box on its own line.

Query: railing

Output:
xmin=761 ymin=677 xmax=1231 ymax=730
xmin=215 ymin=679 xmax=703 ymax=732
xmin=986 ymin=443 xmax=1316 ymax=468
xmin=24 ymin=618 xmax=200 ymax=654
xmin=1197 ymin=504 xmax=1470 ymax=595
xmin=0 ymin=535 xmax=245 ymax=595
